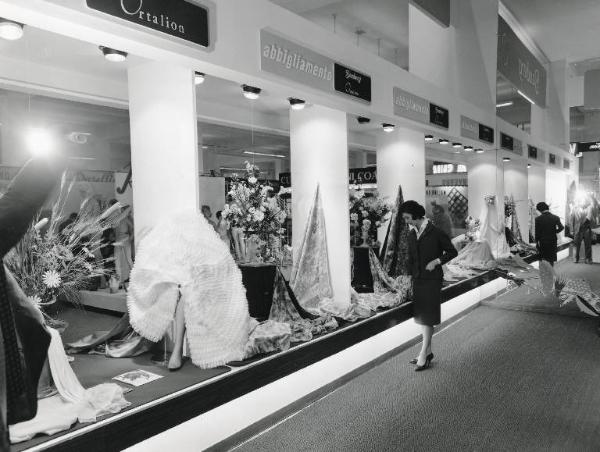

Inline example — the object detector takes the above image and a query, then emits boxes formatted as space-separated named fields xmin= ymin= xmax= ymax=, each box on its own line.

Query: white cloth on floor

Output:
xmin=9 ymin=329 xmax=130 ymax=443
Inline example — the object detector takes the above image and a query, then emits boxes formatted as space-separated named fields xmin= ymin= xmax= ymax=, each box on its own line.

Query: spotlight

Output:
xmin=382 ymin=123 xmax=395 ymax=133
xmin=357 ymin=116 xmax=371 ymax=124
xmin=502 ymin=157 xmax=511 ymax=162
xmin=26 ymin=128 xmax=55 ymax=158
xmin=242 ymin=84 xmax=261 ymax=100
xmin=0 ymin=18 xmax=24 ymax=41
xmin=527 ymin=163 xmax=532 ymax=168
xmin=496 ymin=101 xmax=513 ymax=108
xmin=288 ymin=98 xmax=306 ymax=110
xmin=99 ymin=46 xmax=127 ymax=62
xmin=194 ymin=72 xmax=205 ymax=85
xmin=425 ymin=135 xmax=434 ymax=142
xmin=439 ymin=138 xmax=449 ymax=145
xmin=452 ymin=143 xmax=462 ymax=149
xmin=464 ymin=145 xmax=474 ymax=151
xmin=475 ymin=149 xmax=484 ymax=154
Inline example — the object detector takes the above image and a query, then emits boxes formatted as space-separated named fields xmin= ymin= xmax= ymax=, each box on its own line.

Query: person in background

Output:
xmin=570 ymin=196 xmax=593 ymax=264
xmin=201 ymin=205 xmax=216 ymax=231
xmin=431 ymin=201 xmax=453 ymax=239
xmin=534 ymin=202 xmax=564 ymax=267
xmin=401 ymin=200 xmax=457 ymax=372
xmin=215 ymin=210 xmax=231 ymax=245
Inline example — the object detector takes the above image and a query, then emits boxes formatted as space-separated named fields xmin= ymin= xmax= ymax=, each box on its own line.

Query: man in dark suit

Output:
xmin=535 ymin=202 xmax=564 ymax=266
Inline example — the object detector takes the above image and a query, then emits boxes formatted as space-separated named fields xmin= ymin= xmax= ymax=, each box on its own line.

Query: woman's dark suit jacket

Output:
xmin=407 ymin=221 xmax=458 ymax=281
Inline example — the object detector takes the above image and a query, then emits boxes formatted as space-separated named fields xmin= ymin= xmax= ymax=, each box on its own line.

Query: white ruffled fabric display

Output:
xmin=9 ymin=329 xmax=130 ymax=444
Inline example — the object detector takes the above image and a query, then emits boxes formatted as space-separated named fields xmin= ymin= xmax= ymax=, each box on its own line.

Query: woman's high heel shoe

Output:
xmin=409 ymin=353 xmax=433 ymax=365
xmin=414 ymin=354 xmax=432 ymax=372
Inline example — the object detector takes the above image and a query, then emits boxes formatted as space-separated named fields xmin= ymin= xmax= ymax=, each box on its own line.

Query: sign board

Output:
xmin=260 ymin=30 xmax=371 ymax=103
xmin=479 ymin=124 xmax=495 ymax=144
xmin=393 ymin=87 xmax=430 ymax=124
xmin=279 ymin=172 xmax=291 ymax=187
xmin=500 ymin=133 xmax=514 ymax=151
xmin=349 ymin=167 xmax=377 ymax=185
xmin=549 ymin=153 xmax=556 ymax=165
xmin=574 ymin=141 xmax=600 ymax=153
xmin=429 ymin=103 xmax=449 ymax=129
xmin=460 ymin=115 xmax=494 ymax=144
xmin=528 ymin=145 xmax=538 ymax=160
xmin=86 ymin=0 xmax=210 ymax=47
xmin=497 ymin=16 xmax=547 ymax=107
xmin=334 ymin=64 xmax=371 ymax=103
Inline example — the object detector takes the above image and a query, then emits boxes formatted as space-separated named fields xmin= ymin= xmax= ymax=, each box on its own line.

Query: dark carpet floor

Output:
xmin=233 ymin=305 xmax=600 ymax=451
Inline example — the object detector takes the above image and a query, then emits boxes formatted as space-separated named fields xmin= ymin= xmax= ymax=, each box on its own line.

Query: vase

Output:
xmin=361 ymin=228 xmax=370 ymax=247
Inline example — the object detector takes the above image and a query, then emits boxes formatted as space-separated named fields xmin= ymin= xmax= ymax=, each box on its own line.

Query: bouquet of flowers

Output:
xmin=5 ymin=173 xmax=128 ymax=318
xmin=504 ymin=196 xmax=516 ymax=219
xmin=223 ymin=162 xmax=287 ymax=262
xmin=464 ymin=215 xmax=481 ymax=241
xmin=349 ymin=189 xmax=391 ymax=247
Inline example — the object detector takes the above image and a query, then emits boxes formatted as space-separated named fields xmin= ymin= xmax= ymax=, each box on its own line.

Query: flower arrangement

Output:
xmin=5 ymin=173 xmax=127 ymax=318
xmin=464 ymin=215 xmax=481 ymax=241
xmin=349 ymin=189 xmax=391 ymax=247
xmin=223 ymin=161 xmax=287 ymax=262
xmin=504 ymin=196 xmax=516 ymax=219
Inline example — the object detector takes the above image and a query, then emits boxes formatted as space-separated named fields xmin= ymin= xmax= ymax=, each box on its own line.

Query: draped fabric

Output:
xmin=380 ymin=186 xmax=411 ymax=278
xmin=290 ymin=185 xmax=334 ymax=314
xmin=128 ymin=211 xmax=254 ymax=369
xmin=9 ymin=329 xmax=130 ymax=443
xmin=480 ymin=199 xmax=511 ymax=259
xmin=66 ymin=313 xmax=152 ymax=358
xmin=0 ymin=157 xmax=63 ymax=449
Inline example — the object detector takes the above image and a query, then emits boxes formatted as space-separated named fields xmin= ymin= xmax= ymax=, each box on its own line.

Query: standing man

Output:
xmin=569 ymin=197 xmax=593 ymax=264
xmin=535 ymin=202 xmax=564 ymax=266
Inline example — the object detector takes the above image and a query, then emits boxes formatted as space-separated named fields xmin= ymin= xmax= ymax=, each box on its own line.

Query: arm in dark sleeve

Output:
xmin=535 ymin=216 xmax=541 ymax=243
xmin=555 ymin=217 xmax=564 ymax=234
xmin=0 ymin=157 xmax=65 ymax=256
xmin=438 ymin=230 xmax=458 ymax=265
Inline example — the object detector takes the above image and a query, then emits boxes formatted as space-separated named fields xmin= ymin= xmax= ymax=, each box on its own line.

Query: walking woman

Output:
xmin=400 ymin=201 xmax=457 ymax=371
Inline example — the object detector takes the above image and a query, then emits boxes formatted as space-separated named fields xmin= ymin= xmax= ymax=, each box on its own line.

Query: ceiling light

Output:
xmin=496 ymin=101 xmax=514 ymax=108
xmin=242 ymin=84 xmax=261 ymax=100
xmin=475 ymin=149 xmax=484 ymax=154
xmin=425 ymin=135 xmax=434 ymax=142
xmin=243 ymin=150 xmax=285 ymax=158
xmin=288 ymin=97 xmax=306 ymax=110
xmin=382 ymin=123 xmax=395 ymax=133
xmin=0 ymin=18 xmax=24 ymax=40
xmin=99 ymin=46 xmax=127 ymax=62
xmin=502 ymin=157 xmax=511 ymax=162
xmin=194 ymin=72 xmax=205 ymax=85
xmin=527 ymin=163 xmax=532 ymax=168
xmin=517 ymin=90 xmax=535 ymax=105
xmin=439 ymin=138 xmax=449 ymax=145
xmin=452 ymin=143 xmax=462 ymax=149
xmin=464 ymin=145 xmax=473 ymax=151
xmin=357 ymin=116 xmax=371 ymax=124
xmin=26 ymin=128 xmax=55 ymax=158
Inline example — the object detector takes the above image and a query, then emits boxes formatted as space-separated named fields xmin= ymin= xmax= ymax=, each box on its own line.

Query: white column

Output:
xmin=503 ymin=159 xmax=528 ymax=236
xmin=128 ymin=62 xmax=199 ymax=237
xmin=467 ymin=150 xmax=504 ymax=220
xmin=290 ymin=104 xmax=350 ymax=307
xmin=528 ymin=164 xmax=546 ymax=207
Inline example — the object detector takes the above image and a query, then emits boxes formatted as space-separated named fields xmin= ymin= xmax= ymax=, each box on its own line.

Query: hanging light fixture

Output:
xmin=452 ymin=142 xmax=462 ymax=149
xmin=242 ymin=84 xmax=261 ymax=100
xmin=502 ymin=157 xmax=511 ymax=162
xmin=0 ymin=18 xmax=24 ymax=41
xmin=382 ymin=123 xmax=395 ymax=133
xmin=439 ymin=138 xmax=449 ymax=145
xmin=99 ymin=46 xmax=127 ymax=62
xmin=527 ymin=163 xmax=532 ymax=168
xmin=464 ymin=145 xmax=474 ymax=151
xmin=357 ymin=116 xmax=371 ymax=124
xmin=425 ymin=135 xmax=434 ymax=142
xmin=474 ymin=148 xmax=484 ymax=154
xmin=288 ymin=97 xmax=306 ymax=110
xmin=194 ymin=72 xmax=205 ymax=85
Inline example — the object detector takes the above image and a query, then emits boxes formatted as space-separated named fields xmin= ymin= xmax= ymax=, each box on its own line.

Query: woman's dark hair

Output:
xmin=400 ymin=200 xmax=426 ymax=220
xmin=216 ymin=210 xmax=222 ymax=219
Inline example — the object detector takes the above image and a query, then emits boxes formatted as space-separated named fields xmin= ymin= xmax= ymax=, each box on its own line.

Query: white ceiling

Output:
xmin=502 ymin=0 xmax=600 ymax=65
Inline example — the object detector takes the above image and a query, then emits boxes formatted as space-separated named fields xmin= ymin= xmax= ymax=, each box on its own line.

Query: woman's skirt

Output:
xmin=412 ymin=278 xmax=442 ymax=326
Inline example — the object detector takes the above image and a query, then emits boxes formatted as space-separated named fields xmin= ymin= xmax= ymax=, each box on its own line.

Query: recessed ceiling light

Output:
xmin=99 ymin=46 xmax=127 ymax=62
xmin=475 ymin=149 xmax=484 ymax=154
xmin=464 ymin=145 xmax=474 ymax=151
xmin=496 ymin=101 xmax=513 ymax=108
xmin=194 ymin=72 xmax=205 ymax=85
xmin=382 ymin=123 xmax=395 ymax=133
xmin=527 ymin=163 xmax=532 ymax=168
xmin=242 ymin=84 xmax=261 ymax=100
xmin=439 ymin=138 xmax=449 ymax=145
xmin=502 ymin=157 xmax=511 ymax=162
xmin=357 ymin=116 xmax=371 ymax=124
xmin=0 ymin=18 xmax=24 ymax=40
xmin=425 ymin=135 xmax=434 ymax=142
xmin=452 ymin=142 xmax=462 ymax=149
xmin=288 ymin=97 xmax=306 ymax=110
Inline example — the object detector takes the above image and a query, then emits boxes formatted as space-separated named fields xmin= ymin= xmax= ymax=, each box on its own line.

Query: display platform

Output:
xmin=14 ymin=244 xmax=571 ymax=452
xmin=79 ymin=289 xmax=128 ymax=314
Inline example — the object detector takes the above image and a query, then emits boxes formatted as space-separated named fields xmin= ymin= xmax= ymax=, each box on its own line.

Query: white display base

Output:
xmin=78 ymin=289 xmax=127 ymax=313
xmin=593 ymin=244 xmax=600 ymax=263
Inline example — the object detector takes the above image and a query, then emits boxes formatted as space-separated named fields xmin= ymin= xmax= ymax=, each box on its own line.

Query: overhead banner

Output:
xmin=460 ymin=115 xmax=495 ymax=144
xmin=260 ymin=30 xmax=371 ymax=103
xmin=393 ymin=87 xmax=449 ymax=129
xmin=86 ymin=0 xmax=210 ymax=47
xmin=279 ymin=167 xmax=377 ymax=187
xmin=573 ymin=141 xmax=600 ymax=153
xmin=497 ymin=16 xmax=547 ymax=107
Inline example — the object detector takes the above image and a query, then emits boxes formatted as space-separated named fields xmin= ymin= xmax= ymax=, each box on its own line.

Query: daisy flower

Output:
xmin=42 ymin=270 xmax=62 ymax=289
xmin=28 ymin=295 xmax=42 ymax=307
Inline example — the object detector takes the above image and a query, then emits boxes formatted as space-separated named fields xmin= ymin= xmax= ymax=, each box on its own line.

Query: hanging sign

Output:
xmin=334 ymin=64 xmax=372 ymax=102
xmin=279 ymin=172 xmax=291 ymax=187
xmin=429 ymin=103 xmax=449 ymax=129
xmin=549 ymin=153 xmax=556 ymax=165
xmin=86 ymin=0 xmax=210 ymax=47
xmin=349 ymin=167 xmax=377 ymax=184
xmin=260 ymin=30 xmax=371 ymax=103
xmin=500 ymin=133 xmax=514 ymax=151
xmin=460 ymin=116 xmax=494 ymax=144
xmin=573 ymin=141 xmax=600 ymax=153
xmin=528 ymin=145 xmax=538 ymax=160
xmin=393 ymin=87 xmax=430 ymax=124
xmin=497 ymin=16 xmax=547 ymax=107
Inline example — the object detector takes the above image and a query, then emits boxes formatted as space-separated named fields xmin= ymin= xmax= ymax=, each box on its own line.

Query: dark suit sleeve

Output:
xmin=555 ymin=216 xmax=564 ymax=234
xmin=407 ymin=230 xmax=416 ymax=276
xmin=534 ymin=216 xmax=541 ymax=243
xmin=438 ymin=230 xmax=458 ymax=265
